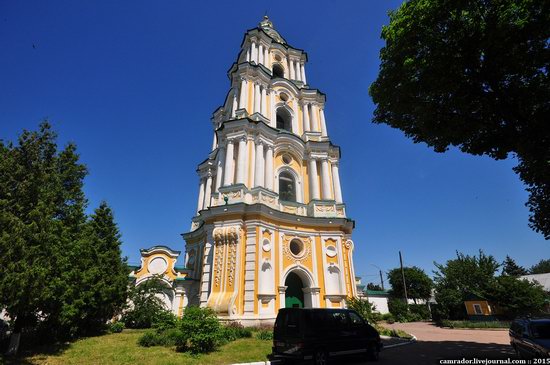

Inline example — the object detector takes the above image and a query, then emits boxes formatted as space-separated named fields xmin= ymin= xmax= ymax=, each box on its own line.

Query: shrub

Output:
xmin=158 ymin=328 xmax=185 ymax=346
xmin=152 ymin=311 xmax=179 ymax=333
xmin=138 ymin=331 xmax=162 ymax=347
xmin=222 ymin=322 xmax=252 ymax=342
xmin=388 ymin=298 xmax=409 ymax=322
xmin=381 ymin=313 xmax=395 ymax=323
xmin=255 ymin=330 xmax=273 ymax=341
xmin=439 ymin=320 xmax=510 ymax=329
xmin=109 ymin=322 xmax=125 ymax=333
xmin=176 ymin=306 xmax=221 ymax=354
xmin=409 ymin=304 xmax=431 ymax=320
xmin=346 ymin=297 xmax=378 ymax=323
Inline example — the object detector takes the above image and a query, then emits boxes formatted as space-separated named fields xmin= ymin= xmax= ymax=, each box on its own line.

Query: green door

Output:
xmin=285 ymin=272 xmax=304 ymax=308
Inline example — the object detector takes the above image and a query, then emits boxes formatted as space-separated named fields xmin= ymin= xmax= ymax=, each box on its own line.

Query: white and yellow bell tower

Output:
xmin=182 ymin=16 xmax=358 ymax=324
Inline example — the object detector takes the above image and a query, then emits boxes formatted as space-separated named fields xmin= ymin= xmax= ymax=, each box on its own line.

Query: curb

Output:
xmin=381 ymin=334 xmax=417 ymax=349
xmin=232 ymin=361 xmax=281 ymax=365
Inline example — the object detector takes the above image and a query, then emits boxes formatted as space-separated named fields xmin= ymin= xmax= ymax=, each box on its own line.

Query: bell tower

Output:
xmin=182 ymin=16 xmax=357 ymax=324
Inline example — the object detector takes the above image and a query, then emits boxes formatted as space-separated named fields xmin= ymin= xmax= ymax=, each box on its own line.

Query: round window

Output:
xmin=289 ymin=239 xmax=304 ymax=257
xmin=282 ymin=154 xmax=292 ymax=165
xmin=326 ymin=245 xmax=337 ymax=257
xmin=275 ymin=54 xmax=282 ymax=62
xmin=279 ymin=92 xmax=289 ymax=102
xmin=262 ymin=239 xmax=271 ymax=252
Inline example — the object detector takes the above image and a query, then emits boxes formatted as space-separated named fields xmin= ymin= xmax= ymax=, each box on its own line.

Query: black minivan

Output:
xmin=272 ymin=308 xmax=382 ymax=364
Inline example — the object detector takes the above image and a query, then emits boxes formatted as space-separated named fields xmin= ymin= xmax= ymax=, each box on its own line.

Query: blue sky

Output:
xmin=1 ymin=0 xmax=547 ymax=285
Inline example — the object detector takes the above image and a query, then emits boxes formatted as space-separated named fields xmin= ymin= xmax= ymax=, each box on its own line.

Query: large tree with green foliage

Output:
xmin=433 ymin=250 xmax=500 ymax=319
xmin=369 ymin=0 xmax=550 ymax=239
xmin=529 ymin=258 xmax=550 ymax=274
xmin=488 ymin=276 xmax=547 ymax=318
xmin=0 ymin=122 xmax=128 ymax=345
xmin=387 ymin=266 xmax=433 ymax=303
xmin=501 ymin=255 xmax=528 ymax=277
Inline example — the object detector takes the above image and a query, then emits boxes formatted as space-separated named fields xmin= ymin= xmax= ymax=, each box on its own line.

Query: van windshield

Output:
xmin=531 ymin=323 xmax=550 ymax=339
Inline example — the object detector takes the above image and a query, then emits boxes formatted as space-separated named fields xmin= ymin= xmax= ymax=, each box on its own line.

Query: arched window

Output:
xmin=276 ymin=108 xmax=292 ymax=132
xmin=272 ymin=63 xmax=284 ymax=78
xmin=279 ymin=171 xmax=296 ymax=202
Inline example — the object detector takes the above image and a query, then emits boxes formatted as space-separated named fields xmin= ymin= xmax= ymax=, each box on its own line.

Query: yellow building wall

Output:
xmin=464 ymin=300 xmax=492 ymax=316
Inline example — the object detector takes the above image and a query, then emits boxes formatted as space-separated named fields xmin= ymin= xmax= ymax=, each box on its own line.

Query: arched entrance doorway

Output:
xmin=285 ymin=272 xmax=304 ymax=308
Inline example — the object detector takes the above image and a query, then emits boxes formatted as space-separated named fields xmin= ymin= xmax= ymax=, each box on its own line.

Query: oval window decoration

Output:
xmin=326 ymin=245 xmax=337 ymax=257
xmin=289 ymin=239 xmax=304 ymax=257
xmin=148 ymin=256 xmax=168 ymax=275
xmin=282 ymin=154 xmax=292 ymax=165
xmin=262 ymin=239 xmax=271 ymax=252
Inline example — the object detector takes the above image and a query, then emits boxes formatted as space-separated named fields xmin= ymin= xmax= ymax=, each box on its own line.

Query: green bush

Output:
xmin=176 ymin=306 xmax=221 ymax=354
xmin=381 ymin=313 xmax=395 ymax=323
xmin=439 ymin=320 xmax=510 ymax=329
xmin=346 ymin=297 xmax=378 ymax=323
xmin=388 ymin=298 xmax=409 ymax=322
xmin=109 ymin=321 xmax=125 ymax=333
xmin=255 ymin=330 xmax=273 ymax=341
xmin=409 ymin=304 xmax=431 ymax=320
xmin=138 ymin=331 xmax=163 ymax=347
xmin=221 ymin=322 xmax=252 ymax=342
xmin=158 ymin=328 xmax=185 ymax=346
xmin=152 ymin=311 xmax=179 ymax=332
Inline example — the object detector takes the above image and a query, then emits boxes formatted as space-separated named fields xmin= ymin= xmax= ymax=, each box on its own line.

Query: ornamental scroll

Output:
xmin=212 ymin=227 xmax=239 ymax=290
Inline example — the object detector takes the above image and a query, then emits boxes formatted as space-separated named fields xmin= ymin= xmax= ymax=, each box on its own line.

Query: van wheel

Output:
xmin=366 ymin=343 xmax=380 ymax=361
xmin=314 ymin=350 xmax=328 ymax=365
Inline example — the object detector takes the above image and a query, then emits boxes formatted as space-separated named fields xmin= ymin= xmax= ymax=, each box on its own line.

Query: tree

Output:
xmin=123 ymin=276 xmax=171 ymax=329
xmin=369 ymin=0 xmax=550 ymax=239
xmin=387 ymin=266 xmax=433 ymax=303
xmin=433 ymin=250 xmax=500 ymax=319
xmin=367 ymin=283 xmax=383 ymax=291
xmin=501 ymin=255 xmax=528 ymax=277
xmin=529 ymin=258 xmax=550 ymax=274
xmin=346 ymin=297 xmax=377 ymax=323
xmin=488 ymin=276 xmax=547 ymax=318
xmin=0 ymin=122 xmax=128 ymax=349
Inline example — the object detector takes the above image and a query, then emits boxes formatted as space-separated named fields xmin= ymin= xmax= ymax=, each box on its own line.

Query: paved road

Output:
xmin=346 ymin=322 xmax=517 ymax=365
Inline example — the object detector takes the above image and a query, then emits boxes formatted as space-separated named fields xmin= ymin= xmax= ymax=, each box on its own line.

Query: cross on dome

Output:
xmin=259 ymin=15 xmax=286 ymax=44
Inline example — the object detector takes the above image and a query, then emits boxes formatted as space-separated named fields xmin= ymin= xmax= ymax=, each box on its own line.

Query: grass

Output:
xmin=9 ymin=329 xmax=272 ymax=365
xmin=375 ymin=325 xmax=413 ymax=339
xmin=439 ymin=320 xmax=510 ymax=329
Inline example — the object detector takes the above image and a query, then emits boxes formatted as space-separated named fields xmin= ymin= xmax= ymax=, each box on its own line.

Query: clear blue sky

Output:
xmin=1 ymin=0 xmax=547 ymax=285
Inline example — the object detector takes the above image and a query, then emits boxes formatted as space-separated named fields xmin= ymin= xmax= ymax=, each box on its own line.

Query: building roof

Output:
xmin=258 ymin=16 xmax=286 ymax=44
xmin=364 ymin=289 xmax=390 ymax=297
xmin=520 ymin=273 xmax=550 ymax=291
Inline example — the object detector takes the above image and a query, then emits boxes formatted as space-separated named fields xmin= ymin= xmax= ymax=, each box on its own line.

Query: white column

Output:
xmin=264 ymin=47 xmax=269 ymax=68
xmin=295 ymin=62 xmax=301 ymax=81
xmin=321 ymin=159 xmax=331 ymax=200
xmin=248 ymin=138 xmax=255 ymax=187
xmin=246 ymin=48 xmax=250 ymax=62
xmin=211 ymin=133 xmax=217 ymax=151
xmin=196 ymin=178 xmax=205 ymax=213
xmin=320 ymin=108 xmax=327 ymax=137
xmin=239 ymin=78 xmax=248 ymax=111
xmin=254 ymin=141 xmax=265 ymax=187
xmin=260 ymin=86 xmax=267 ymax=117
xmin=302 ymin=102 xmax=310 ymax=133
xmin=258 ymin=44 xmax=264 ymax=65
xmin=332 ymin=162 xmax=343 ymax=203
xmin=265 ymin=145 xmax=274 ymax=190
xmin=251 ymin=41 xmax=257 ymax=64
xmin=215 ymin=146 xmax=225 ymax=190
xmin=308 ymin=158 xmax=320 ymax=200
xmin=301 ymin=63 xmax=307 ymax=84
xmin=254 ymin=83 xmax=261 ymax=114
xmin=289 ymin=59 xmax=295 ymax=80
xmin=223 ymin=140 xmax=234 ymax=186
xmin=311 ymin=104 xmax=319 ymax=132
xmin=236 ymin=137 xmax=247 ymax=185
xmin=269 ymin=88 xmax=276 ymax=127
xmin=231 ymin=92 xmax=238 ymax=118
xmin=203 ymin=173 xmax=213 ymax=209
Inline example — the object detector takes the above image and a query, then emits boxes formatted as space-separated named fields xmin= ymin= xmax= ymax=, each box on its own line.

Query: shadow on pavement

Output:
xmin=340 ymin=340 xmax=516 ymax=365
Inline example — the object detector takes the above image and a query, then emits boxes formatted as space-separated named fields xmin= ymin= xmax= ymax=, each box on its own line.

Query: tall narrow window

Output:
xmin=276 ymin=108 xmax=292 ymax=132
xmin=279 ymin=171 xmax=296 ymax=202
xmin=272 ymin=63 xmax=284 ymax=78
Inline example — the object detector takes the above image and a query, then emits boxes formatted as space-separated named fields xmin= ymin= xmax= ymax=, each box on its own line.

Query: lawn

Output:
xmin=11 ymin=329 xmax=272 ymax=365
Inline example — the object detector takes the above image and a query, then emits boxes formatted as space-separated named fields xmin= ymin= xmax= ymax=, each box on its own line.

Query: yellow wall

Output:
xmin=465 ymin=300 xmax=492 ymax=316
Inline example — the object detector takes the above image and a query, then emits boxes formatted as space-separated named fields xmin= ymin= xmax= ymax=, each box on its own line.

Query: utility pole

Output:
xmin=379 ymin=270 xmax=385 ymax=290
xmin=399 ymin=250 xmax=408 ymax=304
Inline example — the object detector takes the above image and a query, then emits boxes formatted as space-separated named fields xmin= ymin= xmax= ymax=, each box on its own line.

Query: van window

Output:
xmin=331 ymin=311 xmax=349 ymax=330
xmin=349 ymin=311 xmax=364 ymax=327
xmin=286 ymin=310 xmax=301 ymax=336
